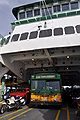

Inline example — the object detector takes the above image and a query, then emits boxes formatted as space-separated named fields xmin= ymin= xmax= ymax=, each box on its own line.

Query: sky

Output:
xmin=0 ymin=0 xmax=39 ymax=36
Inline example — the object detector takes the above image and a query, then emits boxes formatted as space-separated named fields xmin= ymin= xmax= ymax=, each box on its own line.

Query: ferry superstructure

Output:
xmin=0 ymin=0 xmax=80 ymax=84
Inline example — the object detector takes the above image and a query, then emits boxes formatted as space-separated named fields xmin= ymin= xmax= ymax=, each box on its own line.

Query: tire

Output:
xmin=0 ymin=105 xmax=6 ymax=114
xmin=16 ymin=102 xmax=21 ymax=109
xmin=22 ymin=98 xmax=26 ymax=106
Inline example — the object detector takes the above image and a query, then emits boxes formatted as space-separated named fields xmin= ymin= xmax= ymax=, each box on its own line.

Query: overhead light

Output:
xmin=67 ymin=56 xmax=70 ymax=59
xmin=43 ymin=69 xmax=45 ymax=71
xmin=67 ymin=67 xmax=69 ymax=70
xmin=32 ymin=59 xmax=34 ymax=61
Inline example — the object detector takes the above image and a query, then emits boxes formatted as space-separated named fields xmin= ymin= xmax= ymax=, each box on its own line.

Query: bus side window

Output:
xmin=35 ymin=80 xmax=37 ymax=89
xmin=32 ymin=80 xmax=35 ymax=90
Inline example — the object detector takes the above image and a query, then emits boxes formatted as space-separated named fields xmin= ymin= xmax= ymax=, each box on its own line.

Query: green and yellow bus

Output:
xmin=30 ymin=72 xmax=62 ymax=105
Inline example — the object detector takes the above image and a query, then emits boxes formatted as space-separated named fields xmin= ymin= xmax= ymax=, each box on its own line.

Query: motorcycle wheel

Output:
xmin=16 ymin=102 xmax=21 ymax=109
xmin=0 ymin=105 xmax=6 ymax=114
xmin=23 ymin=98 xmax=26 ymax=106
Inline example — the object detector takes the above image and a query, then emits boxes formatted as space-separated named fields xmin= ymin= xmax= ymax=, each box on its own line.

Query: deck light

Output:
xmin=67 ymin=56 xmax=70 ymax=59
xmin=44 ymin=22 xmax=47 ymax=28
xmin=67 ymin=67 xmax=69 ymax=70
xmin=32 ymin=58 xmax=34 ymax=61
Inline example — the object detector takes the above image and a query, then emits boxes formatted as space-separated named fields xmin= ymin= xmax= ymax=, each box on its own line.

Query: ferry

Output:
xmin=0 ymin=0 xmax=80 ymax=94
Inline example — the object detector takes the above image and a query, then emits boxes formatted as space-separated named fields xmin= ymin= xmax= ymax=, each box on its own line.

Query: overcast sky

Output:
xmin=0 ymin=0 xmax=39 ymax=36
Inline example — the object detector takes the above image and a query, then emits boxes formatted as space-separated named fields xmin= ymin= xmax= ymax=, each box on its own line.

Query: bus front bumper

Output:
xmin=30 ymin=101 xmax=62 ymax=106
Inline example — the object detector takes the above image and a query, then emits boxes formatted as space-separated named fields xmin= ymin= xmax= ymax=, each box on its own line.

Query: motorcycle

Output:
xmin=0 ymin=96 xmax=25 ymax=114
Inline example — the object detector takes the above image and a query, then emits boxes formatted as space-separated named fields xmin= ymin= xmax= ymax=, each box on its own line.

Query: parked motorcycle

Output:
xmin=0 ymin=96 xmax=25 ymax=114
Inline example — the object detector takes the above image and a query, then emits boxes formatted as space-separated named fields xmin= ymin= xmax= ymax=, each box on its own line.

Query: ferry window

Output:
xmin=39 ymin=29 xmax=52 ymax=38
xmin=11 ymin=34 xmax=20 ymax=42
xmin=64 ymin=26 xmax=75 ymax=34
xmin=5 ymin=36 xmax=10 ymax=44
xmin=53 ymin=5 xmax=60 ymax=13
xmin=75 ymin=25 xmax=80 ymax=33
xmin=42 ymin=7 xmax=52 ymax=16
xmin=34 ymin=9 xmax=40 ymax=16
xmin=54 ymin=28 xmax=63 ymax=36
xmin=26 ymin=10 xmax=33 ymax=18
xmin=62 ymin=3 xmax=69 ymax=11
xmin=29 ymin=31 xmax=38 ymax=39
xmin=19 ymin=12 xmax=25 ymax=19
xmin=20 ymin=32 xmax=29 ymax=41
xmin=71 ymin=2 xmax=78 ymax=10
xmin=48 ymin=7 xmax=52 ymax=15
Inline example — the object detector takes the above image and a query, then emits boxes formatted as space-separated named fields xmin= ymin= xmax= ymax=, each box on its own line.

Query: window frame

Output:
xmin=26 ymin=10 xmax=33 ymax=18
xmin=75 ymin=25 xmax=80 ymax=33
xmin=53 ymin=5 xmax=61 ymax=13
xmin=42 ymin=7 xmax=52 ymax=16
xmin=20 ymin=32 xmax=29 ymax=41
xmin=70 ymin=2 xmax=79 ymax=10
xmin=62 ymin=3 xmax=69 ymax=11
xmin=64 ymin=26 xmax=75 ymax=35
xmin=34 ymin=8 xmax=40 ymax=16
xmin=11 ymin=34 xmax=20 ymax=42
xmin=47 ymin=7 xmax=52 ymax=15
xmin=19 ymin=12 xmax=25 ymax=19
xmin=39 ymin=29 xmax=52 ymax=38
xmin=29 ymin=31 xmax=38 ymax=39
xmin=54 ymin=28 xmax=63 ymax=36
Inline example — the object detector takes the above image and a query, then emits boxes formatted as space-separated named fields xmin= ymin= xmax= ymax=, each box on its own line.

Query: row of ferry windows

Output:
xmin=11 ymin=25 xmax=80 ymax=42
xmin=19 ymin=2 xmax=79 ymax=19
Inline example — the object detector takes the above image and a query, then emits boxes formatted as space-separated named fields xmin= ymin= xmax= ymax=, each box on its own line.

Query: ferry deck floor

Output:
xmin=0 ymin=104 xmax=79 ymax=120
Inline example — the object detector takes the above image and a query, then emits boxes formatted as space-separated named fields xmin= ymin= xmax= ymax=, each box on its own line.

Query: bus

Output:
xmin=30 ymin=72 xmax=62 ymax=106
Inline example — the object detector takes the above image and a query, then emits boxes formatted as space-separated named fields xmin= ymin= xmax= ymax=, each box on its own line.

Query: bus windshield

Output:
xmin=32 ymin=80 xmax=45 ymax=90
xmin=46 ymin=81 xmax=60 ymax=91
xmin=32 ymin=80 xmax=60 ymax=91
xmin=38 ymin=80 xmax=45 ymax=90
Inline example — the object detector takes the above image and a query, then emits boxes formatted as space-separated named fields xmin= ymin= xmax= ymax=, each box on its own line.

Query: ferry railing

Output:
xmin=11 ymin=9 xmax=80 ymax=29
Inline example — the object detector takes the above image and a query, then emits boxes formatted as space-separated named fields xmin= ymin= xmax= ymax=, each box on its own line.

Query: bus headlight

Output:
xmin=54 ymin=98 xmax=59 ymax=102
xmin=33 ymin=98 xmax=38 ymax=101
xmin=43 ymin=97 xmax=47 ymax=101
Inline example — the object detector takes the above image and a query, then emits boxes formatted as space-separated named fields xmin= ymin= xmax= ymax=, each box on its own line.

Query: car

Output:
xmin=10 ymin=88 xmax=31 ymax=105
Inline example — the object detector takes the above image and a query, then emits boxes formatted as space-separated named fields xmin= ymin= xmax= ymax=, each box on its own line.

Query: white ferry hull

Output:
xmin=1 ymin=15 xmax=80 ymax=54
